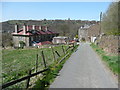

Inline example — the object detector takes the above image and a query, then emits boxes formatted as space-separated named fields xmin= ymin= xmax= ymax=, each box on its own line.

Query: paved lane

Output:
xmin=50 ymin=43 xmax=118 ymax=88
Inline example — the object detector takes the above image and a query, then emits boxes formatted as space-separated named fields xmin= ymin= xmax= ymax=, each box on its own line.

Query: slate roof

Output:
xmin=12 ymin=29 xmax=58 ymax=36
xmin=36 ymin=41 xmax=53 ymax=45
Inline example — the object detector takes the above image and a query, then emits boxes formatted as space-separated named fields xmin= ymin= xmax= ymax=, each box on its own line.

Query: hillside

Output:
xmin=2 ymin=20 xmax=98 ymax=33
xmin=1 ymin=19 xmax=98 ymax=47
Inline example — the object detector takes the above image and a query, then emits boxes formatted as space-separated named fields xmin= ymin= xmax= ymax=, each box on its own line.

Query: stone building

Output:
xmin=12 ymin=23 xmax=59 ymax=47
xmin=52 ymin=36 xmax=69 ymax=44
xmin=87 ymin=23 xmax=100 ymax=43
xmin=78 ymin=23 xmax=100 ymax=43
xmin=78 ymin=24 xmax=90 ymax=42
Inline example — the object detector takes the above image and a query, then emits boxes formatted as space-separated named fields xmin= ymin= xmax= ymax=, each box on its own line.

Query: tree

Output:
xmin=19 ymin=41 xmax=26 ymax=49
xmin=101 ymin=2 xmax=119 ymax=35
xmin=59 ymin=24 xmax=70 ymax=36
xmin=75 ymin=35 xmax=78 ymax=38
xmin=9 ymin=41 xmax=14 ymax=48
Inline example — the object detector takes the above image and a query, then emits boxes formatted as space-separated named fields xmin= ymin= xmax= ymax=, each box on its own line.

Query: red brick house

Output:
xmin=12 ymin=23 xmax=59 ymax=47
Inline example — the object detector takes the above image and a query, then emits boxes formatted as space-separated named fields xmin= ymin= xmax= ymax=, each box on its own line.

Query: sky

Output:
xmin=1 ymin=2 xmax=111 ymax=22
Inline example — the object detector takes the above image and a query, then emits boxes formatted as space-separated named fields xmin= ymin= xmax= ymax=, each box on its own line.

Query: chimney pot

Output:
xmin=27 ymin=25 xmax=29 ymax=31
xmin=45 ymin=26 xmax=48 ymax=31
xmin=23 ymin=24 xmax=26 ymax=34
xmin=15 ymin=23 xmax=19 ymax=33
xmin=32 ymin=25 xmax=35 ymax=30
xmin=39 ymin=26 xmax=42 ymax=30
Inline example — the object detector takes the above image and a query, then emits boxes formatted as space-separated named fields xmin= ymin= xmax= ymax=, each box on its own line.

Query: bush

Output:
xmin=81 ymin=38 xmax=85 ymax=42
xmin=19 ymin=41 xmax=26 ymax=49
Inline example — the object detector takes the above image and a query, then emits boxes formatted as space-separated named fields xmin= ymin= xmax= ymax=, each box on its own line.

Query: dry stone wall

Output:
xmin=98 ymin=35 xmax=119 ymax=54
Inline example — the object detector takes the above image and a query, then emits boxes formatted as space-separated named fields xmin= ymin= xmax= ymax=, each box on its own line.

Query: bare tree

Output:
xmin=59 ymin=24 xmax=70 ymax=36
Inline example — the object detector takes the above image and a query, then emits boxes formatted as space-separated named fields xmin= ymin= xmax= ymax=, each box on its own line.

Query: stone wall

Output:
xmin=98 ymin=35 xmax=119 ymax=54
xmin=13 ymin=36 xmax=30 ymax=47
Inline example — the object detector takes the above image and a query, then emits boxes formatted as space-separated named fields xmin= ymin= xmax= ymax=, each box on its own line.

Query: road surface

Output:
xmin=50 ymin=43 xmax=118 ymax=88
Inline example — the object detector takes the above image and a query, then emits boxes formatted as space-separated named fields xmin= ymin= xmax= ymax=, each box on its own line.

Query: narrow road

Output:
xmin=50 ymin=43 xmax=118 ymax=88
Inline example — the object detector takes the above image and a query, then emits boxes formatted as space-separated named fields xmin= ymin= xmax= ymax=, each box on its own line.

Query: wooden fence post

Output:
xmin=62 ymin=45 xmax=65 ymax=55
xmin=71 ymin=43 xmax=75 ymax=51
xmin=26 ymin=70 xmax=31 ymax=89
xmin=36 ymin=54 xmax=38 ymax=73
xmin=66 ymin=46 xmax=70 ymax=52
xmin=51 ymin=46 xmax=56 ymax=61
xmin=2 ymin=69 xmax=48 ymax=89
xmin=41 ymin=51 xmax=47 ymax=68
xmin=55 ymin=51 xmax=60 ymax=57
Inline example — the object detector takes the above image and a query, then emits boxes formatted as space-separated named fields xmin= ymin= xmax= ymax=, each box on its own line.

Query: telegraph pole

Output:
xmin=99 ymin=12 xmax=102 ymax=36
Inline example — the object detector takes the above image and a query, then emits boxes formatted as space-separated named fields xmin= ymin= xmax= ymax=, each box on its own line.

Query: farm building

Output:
xmin=52 ymin=36 xmax=69 ymax=44
xmin=78 ymin=23 xmax=100 ymax=42
xmin=78 ymin=24 xmax=90 ymax=42
xmin=12 ymin=23 xmax=59 ymax=47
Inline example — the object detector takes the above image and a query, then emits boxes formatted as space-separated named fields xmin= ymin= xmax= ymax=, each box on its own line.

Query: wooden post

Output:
xmin=26 ymin=70 xmax=31 ymax=89
xmin=66 ymin=46 xmax=70 ymax=52
xmin=2 ymin=69 xmax=48 ymax=89
xmin=71 ymin=43 xmax=74 ymax=51
xmin=55 ymin=51 xmax=60 ymax=57
xmin=36 ymin=54 xmax=38 ymax=73
xmin=51 ymin=46 xmax=56 ymax=61
xmin=41 ymin=51 xmax=47 ymax=68
xmin=62 ymin=45 xmax=65 ymax=55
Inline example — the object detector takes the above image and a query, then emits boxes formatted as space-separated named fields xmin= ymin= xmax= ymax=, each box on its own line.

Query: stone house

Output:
xmin=78 ymin=24 xmax=90 ymax=42
xmin=12 ymin=23 xmax=59 ymax=47
xmin=78 ymin=23 xmax=100 ymax=43
xmin=52 ymin=36 xmax=69 ymax=44
xmin=87 ymin=23 xmax=100 ymax=43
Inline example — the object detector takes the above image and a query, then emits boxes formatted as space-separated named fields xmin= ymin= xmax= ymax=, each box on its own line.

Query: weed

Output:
xmin=91 ymin=43 xmax=119 ymax=75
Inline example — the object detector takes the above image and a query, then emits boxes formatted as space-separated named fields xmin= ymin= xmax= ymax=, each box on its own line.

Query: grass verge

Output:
xmin=90 ymin=43 xmax=119 ymax=75
xmin=33 ymin=45 xmax=79 ymax=89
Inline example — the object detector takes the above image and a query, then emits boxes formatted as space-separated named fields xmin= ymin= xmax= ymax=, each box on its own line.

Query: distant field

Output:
xmin=2 ymin=45 xmax=69 ymax=84
xmin=91 ymin=43 xmax=119 ymax=75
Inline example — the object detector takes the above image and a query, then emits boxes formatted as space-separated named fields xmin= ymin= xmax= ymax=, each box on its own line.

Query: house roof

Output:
xmin=12 ymin=29 xmax=58 ymax=36
xmin=87 ymin=24 xmax=100 ymax=37
xmin=36 ymin=41 xmax=52 ymax=45
xmin=69 ymin=40 xmax=76 ymax=43
xmin=12 ymin=24 xmax=59 ymax=36
xmin=38 ymin=30 xmax=47 ymax=34
xmin=53 ymin=36 xmax=68 ymax=39
xmin=12 ymin=31 xmax=33 ymax=36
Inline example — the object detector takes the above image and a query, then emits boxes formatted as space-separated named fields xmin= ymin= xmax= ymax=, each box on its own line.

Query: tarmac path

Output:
xmin=50 ymin=43 xmax=118 ymax=88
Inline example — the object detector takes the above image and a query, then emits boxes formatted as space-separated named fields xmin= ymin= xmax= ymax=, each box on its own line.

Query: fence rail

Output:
xmin=2 ymin=43 xmax=77 ymax=89
xmin=2 ymin=68 xmax=48 ymax=89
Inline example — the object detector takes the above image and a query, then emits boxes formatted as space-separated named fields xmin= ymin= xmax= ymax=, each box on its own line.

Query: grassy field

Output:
xmin=34 ymin=45 xmax=79 ymax=89
xmin=90 ymin=43 xmax=119 ymax=75
xmin=2 ymin=45 xmax=70 ymax=84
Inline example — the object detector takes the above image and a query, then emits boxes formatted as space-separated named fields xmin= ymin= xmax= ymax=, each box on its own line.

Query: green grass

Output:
xmin=33 ymin=45 xmax=79 ymax=89
xmin=90 ymin=43 xmax=119 ymax=75
xmin=2 ymin=45 xmax=68 ymax=84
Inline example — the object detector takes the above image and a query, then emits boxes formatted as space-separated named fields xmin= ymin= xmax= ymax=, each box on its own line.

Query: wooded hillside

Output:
xmin=1 ymin=19 xmax=98 ymax=47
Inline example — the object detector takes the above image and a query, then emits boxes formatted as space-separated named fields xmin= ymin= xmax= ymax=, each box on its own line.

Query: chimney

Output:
xmin=39 ymin=26 xmax=42 ymax=30
xmin=15 ymin=23 xmax=19 ymax=33
xmin=45 ymin=26 xmax=48 ymax=31
xmin=23 ymin=23 xmax=26 ymax=34
xmin=26 ymin=25 xmax=29 ymax=32
xmin=32 ymin=25 xmax=35 ymax=30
